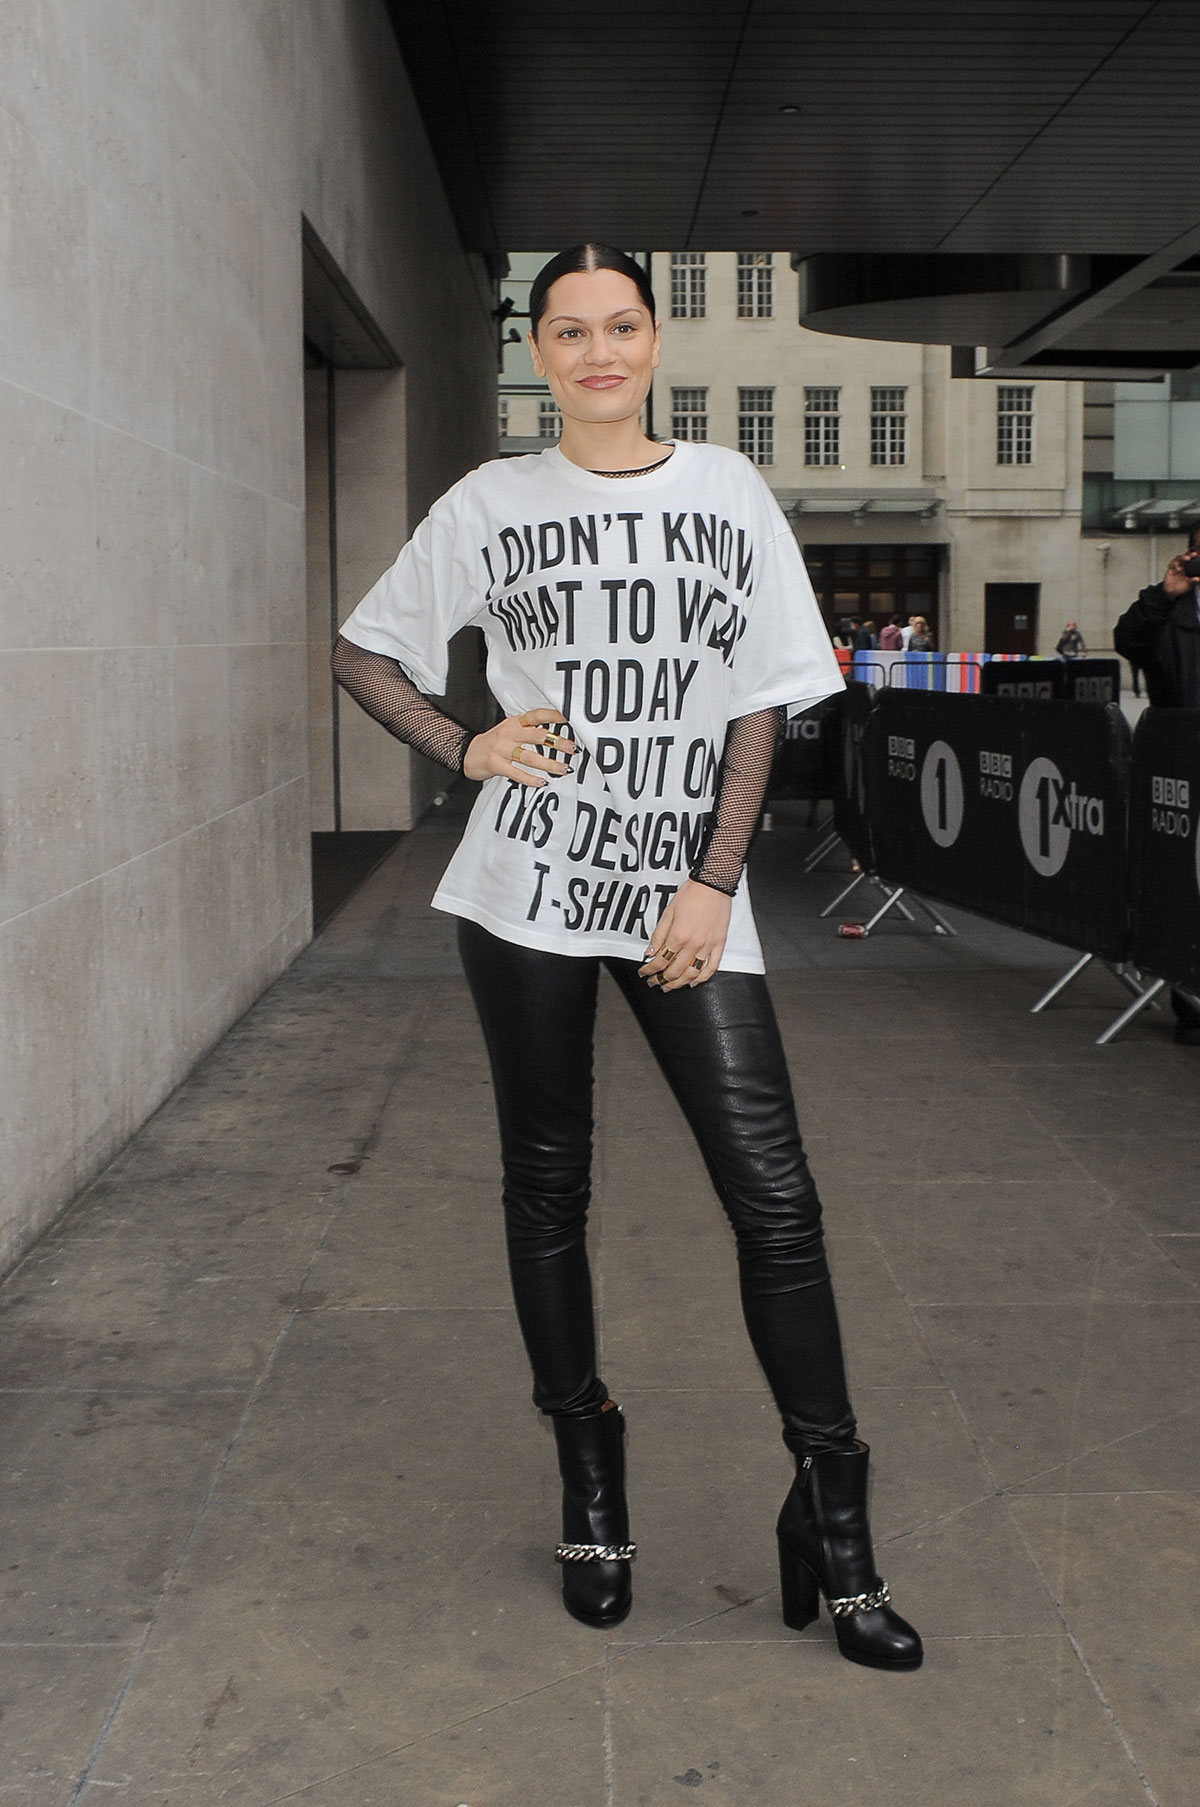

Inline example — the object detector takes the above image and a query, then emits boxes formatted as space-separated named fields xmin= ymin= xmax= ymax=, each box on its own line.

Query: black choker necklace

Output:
xmin=588 ymin=449 xmax=675 ymax=478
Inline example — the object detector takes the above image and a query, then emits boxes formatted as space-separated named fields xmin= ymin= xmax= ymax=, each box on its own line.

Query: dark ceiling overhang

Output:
xmin=387 ymin=2 xmax=1200 ymax=378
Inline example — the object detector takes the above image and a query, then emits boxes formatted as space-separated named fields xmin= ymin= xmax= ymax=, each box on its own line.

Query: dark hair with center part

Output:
xmin=528 ymin=245 xmax=656 ymax=339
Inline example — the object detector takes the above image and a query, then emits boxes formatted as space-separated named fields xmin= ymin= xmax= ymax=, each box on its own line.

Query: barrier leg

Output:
xmin=908 ymin=893 xmax=958 ymax=937
xmin=1030 ymin=952 xmax=1093 ymax=1014
xmin=868 ymin=876 xmax=917 ymax=922
xmin=820 ymin=870 xmax=867 ymax=917
xmin=1097 ymin=976 xmax=1167 ymax=1046
xmin=1109 ymin=963 xmax=1163 ymax=1009
xmin=804 ymin=827 xmax=842 ymax=874
xmin=859 ymin=884 xmax=912 ymax=936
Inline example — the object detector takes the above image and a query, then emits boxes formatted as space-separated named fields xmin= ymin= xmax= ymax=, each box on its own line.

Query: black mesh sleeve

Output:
xmin=688 ymin=706 xmax=785 ymax=896
xmin=331 ymin=634 xmax=474 ymax=775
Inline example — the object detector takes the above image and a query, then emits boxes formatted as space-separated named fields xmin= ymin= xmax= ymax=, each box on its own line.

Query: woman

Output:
xmin=332 ymin=246 xmax=921 ymax=1671
xmin=908 ymin=616 xmax=935 ymax=652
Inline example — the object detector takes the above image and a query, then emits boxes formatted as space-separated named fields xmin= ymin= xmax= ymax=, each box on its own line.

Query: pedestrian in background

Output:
xmin=1115 ymin=532 xmax=1200 ymax=1043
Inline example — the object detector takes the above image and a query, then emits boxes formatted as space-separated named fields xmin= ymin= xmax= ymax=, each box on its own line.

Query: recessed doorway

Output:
xmin=984 ymin=583 xmax=1040 ymax=654
xmin=803 ymin=543 xmax=941 ymax=641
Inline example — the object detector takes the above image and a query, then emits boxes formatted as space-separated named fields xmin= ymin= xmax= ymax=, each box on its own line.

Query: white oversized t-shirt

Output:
xmin=339 ymin=440 xmax=843 ymax=972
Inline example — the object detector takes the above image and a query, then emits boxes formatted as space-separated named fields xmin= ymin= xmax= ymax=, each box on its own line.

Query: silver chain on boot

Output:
xmin=555 ymin=1543 xmax=638 ymax=1563
xmin=826 ymin=1580 xmax=892 ymax=1616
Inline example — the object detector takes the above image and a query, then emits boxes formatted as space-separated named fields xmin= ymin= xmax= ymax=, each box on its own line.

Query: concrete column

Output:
xmin=333 ymin=368 xmax=417 ymax=830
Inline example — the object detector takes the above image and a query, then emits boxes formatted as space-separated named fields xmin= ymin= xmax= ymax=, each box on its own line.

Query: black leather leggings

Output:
xmin=458 ymin=920 xmax=857 ymax=1456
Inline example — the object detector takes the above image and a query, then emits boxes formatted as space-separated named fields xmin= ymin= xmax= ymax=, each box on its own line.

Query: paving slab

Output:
xmin=1010 ymin=1490 xmax=1200 ymax=1806
xmin=85 ymin=1498 xmax=610 ymax=1801
xmin=915 ymin=1301 xmax=1200 ymax=1490
xmin=0 ymin=1387 xmax=241 ymax=1643
xmin=604 ymin=1638 xmax=1147 ymax=1807
xmin=0 ymin=1644 xmax=135 ymax=1801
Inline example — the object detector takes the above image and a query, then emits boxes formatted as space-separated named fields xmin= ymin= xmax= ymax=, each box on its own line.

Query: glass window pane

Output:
xmin=737 ymin=386 xmax=774 ymax=465
xmin=869 ymin=385 xmax=907 ymax=466
xmin=997 ymin=385 xmax=1035 ymax=465
xmin=804 ymin=387 xmax=841 ymax=466
xmin=670 ymin=252 xmax=707 ymax=319
xmin=671 ymin=386 xmax=708 ymax=442
xmin=736 ymin=252 xmax=773 ymax=318
xmin=903 ymin=546 xmax=934 ymax=574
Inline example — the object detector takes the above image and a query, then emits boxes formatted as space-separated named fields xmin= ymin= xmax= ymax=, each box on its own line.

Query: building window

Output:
xmin=737 ymin=252 xmax=773 ymax=318
xmin=671 ymin=386 xmax=708 ymax=442
xmin=670 ymin=252 xmax=706 ymax=318
xmin=804 ymin=386 xmax=841 ymax=466
xmin=997 ymin=385 xmax=1034 ymax=465
xmin=738 ymin=386 xmax=774 ymax=465
xmin=498 ymin=398 xmax=509 ymax=439
xmin=870 ymin=386 xmax=907 ymax=465
xmin=538 ymin=397 xmax=562 ymax=440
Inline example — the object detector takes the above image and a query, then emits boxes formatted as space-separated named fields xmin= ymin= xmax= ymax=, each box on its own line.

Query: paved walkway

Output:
xmin=4 ymin=795 xmax=1198 ymax=1805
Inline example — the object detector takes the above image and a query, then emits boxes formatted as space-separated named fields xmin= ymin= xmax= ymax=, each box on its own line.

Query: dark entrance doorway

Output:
xmin=803 ymin=543 xmax=941 ymax=641
xmin=985 ymin=583 xmax=1040 ymax=654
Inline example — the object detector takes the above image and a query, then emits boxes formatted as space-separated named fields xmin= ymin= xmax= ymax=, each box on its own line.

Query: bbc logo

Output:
xmin=1151 ymin=776 xmax=1191 ymax=808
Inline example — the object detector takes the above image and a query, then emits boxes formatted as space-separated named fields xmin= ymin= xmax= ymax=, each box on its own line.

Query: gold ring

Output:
xmin=661 ymin=946 xmax=677 ymax=962
xmin=512 ymin=745 xmax=526 ymax=765
xmin=692 ymin=957 xmax=706 ymax=971
xmin=541 ymin=734 xmax=560 ymax=749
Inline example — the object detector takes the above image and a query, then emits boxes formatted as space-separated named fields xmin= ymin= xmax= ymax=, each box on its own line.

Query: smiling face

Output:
xmin=528 ymin=267 xmax=660 ymax=430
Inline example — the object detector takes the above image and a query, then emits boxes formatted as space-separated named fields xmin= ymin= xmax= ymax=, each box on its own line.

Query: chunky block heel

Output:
xmin=777 ymin=1536 xmax=820 ymax=1631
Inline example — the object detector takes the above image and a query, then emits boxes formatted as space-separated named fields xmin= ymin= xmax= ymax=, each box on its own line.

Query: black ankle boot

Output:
xmin=776 ymin=1441 xmax=922 ymax=1671
xmin=552 ymin=1402 xmax=635 ymax=1628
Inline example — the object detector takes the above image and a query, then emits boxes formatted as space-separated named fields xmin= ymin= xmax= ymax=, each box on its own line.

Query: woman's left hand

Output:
xmin=638 ymin=880 xmax=732 ymax=991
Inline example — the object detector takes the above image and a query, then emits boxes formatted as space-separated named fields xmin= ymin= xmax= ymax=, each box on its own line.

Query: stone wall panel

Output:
xmin=0 ymin=0 xmax=494 ymax=1269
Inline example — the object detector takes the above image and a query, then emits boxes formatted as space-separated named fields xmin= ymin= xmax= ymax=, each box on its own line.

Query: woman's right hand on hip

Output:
xmin=463 ymin=709 xmax=576 ymax=786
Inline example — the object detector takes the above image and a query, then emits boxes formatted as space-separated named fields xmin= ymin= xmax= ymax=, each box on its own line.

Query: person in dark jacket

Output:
xmin=1114 ymin=533 xmax=1200 ymax=1043
xmin=1114 ymin=536 xmax=1200 ymax=710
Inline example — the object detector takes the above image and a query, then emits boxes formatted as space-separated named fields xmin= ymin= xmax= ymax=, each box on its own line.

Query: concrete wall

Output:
xmin=940 ymin=373 xmax=1081 ymax=653
xmin=0 ymin=0 xmax=496 ymax=1272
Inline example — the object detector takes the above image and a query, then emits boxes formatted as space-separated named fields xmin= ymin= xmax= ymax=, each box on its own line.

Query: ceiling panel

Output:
xmin=939 ymin=3 xmax=1200 ymax=251
xmin=385 ymin=0 xmax=1200 ymax=366
xmin=388 ymin=2 xmax=1188 ymax=255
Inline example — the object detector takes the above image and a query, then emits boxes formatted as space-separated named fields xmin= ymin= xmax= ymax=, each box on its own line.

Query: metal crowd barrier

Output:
xmin=816 ymin=686 xmax=1200 ymax=1044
